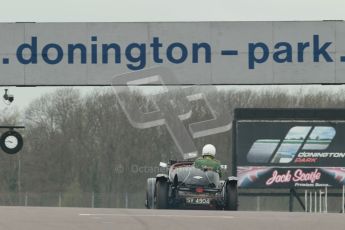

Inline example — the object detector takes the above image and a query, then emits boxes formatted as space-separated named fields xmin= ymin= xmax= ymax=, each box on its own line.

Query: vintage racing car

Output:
xmin=145 ymin=160 xmax=238 ymax=210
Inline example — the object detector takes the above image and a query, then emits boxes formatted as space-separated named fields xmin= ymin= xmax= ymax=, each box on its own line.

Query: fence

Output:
xmin=304 ymin=188 xmax=328 ymax=213
xmin=0 ymin=192 xmax=144 ymax=208
xmin=303 ymin=186 xmax=345 ymax=213
xmin=0 ymin=187 xmax=344 ymax=212
xmin=238 ymin=186 xmax=345 ymax=213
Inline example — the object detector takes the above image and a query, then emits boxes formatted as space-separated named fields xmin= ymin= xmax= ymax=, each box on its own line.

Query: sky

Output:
xmin=0 ymin=0 xmax=344 ymax=22
xmin=1 ymin=0 xmax=345 ymax=115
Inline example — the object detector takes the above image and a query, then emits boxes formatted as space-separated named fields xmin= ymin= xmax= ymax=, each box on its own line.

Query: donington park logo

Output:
xmin=246 ymin=126 xmax=336 ymax=164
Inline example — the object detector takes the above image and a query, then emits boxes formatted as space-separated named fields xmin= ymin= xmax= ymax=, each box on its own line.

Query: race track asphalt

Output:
xmin=0 ymin=206 xmax=343 ymax=230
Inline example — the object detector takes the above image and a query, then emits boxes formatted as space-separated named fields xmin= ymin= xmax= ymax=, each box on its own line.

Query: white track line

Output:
xmin=79 ymin=213 xmax=234 ymax=219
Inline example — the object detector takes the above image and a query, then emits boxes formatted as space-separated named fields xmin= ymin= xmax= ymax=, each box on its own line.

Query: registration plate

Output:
xmin=186 ymin=197 xmax=210 ymax=205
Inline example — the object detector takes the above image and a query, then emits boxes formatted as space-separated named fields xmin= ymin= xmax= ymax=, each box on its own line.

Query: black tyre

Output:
xmin=225 ymin=181 xmax=238 ymax=211
xmin=155 ymin=180 xmax=169 ymax=209
xmin=146 ymin=178 xmax=156 ymax=209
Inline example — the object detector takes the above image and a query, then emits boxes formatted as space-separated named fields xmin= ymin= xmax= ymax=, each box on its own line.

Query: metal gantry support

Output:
xmin=289 ymin=188 xmax=305 ymax=212
xmin=341 ymin=185 xmax=345 ymax=213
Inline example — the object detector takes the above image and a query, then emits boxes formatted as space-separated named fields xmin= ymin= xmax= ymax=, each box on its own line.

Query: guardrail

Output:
xmin=304 ymin=186 xmax=345 ymax=213
xmin=238 ymin=187 xmax=345 ymax=213
xmin=0 ymin=189 xmax=344 ymax=212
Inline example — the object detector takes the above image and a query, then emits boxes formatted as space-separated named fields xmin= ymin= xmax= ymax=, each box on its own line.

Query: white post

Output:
xmin=91 ymin=192 xmax=95 ymax=208
xmin=256 ymin=196 xmax=260 ymax=211
xmin=18 ymin=158 xmax=21 ymax=196
xmin=58 ymin=193 xmax=62 ymax=207
xmin=319 ymin=190 xmax=323 ymax=213
xmin=304 ymin=190 xmax=307 ymax=212
xmin=25 ymin=192 xmax=28 ymax=207
xmin=125 ymin=192 xmax=128 ymax=209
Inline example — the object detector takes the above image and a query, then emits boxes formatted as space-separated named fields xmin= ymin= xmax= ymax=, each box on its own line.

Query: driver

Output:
xmin=194 ymin=144 xmax=222 ymax=177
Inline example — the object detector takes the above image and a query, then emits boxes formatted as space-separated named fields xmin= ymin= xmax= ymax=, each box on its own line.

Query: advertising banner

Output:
xmin=235 ymin=109 xmax=345 ymax=188
xmin=238 ymin=167 xmax=345 ymax=188
xmin=1 ymin=21 xmax=345 ymax=86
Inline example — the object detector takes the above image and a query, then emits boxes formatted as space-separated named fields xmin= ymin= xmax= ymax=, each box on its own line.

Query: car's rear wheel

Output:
xmin=146 ymin=178 xmax=156 ymax=209
xmin=155 ymin=180 xmax=169 ymax=209
xmin=225 ymin=181 xmax=238 ymax=211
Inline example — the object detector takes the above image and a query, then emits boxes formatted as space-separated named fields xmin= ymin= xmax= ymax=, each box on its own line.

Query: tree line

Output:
xmin=0 ymin=86 xmax=344 ymax=207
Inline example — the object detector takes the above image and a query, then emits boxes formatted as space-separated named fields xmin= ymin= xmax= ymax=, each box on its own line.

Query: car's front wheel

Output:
xmin=155 ymin=180 xmax=169 ymax=209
